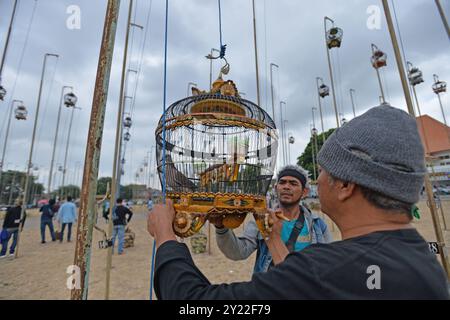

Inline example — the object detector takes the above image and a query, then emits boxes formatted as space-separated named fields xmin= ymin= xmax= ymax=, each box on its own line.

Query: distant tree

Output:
xmin=297 ymin=128 xmax=335 ymax=180
xmin=97 ymin=177 xmax=112 ymax=195
xmin=52 ymin=185 xmax=81 ymax=200
xmin=0 ymin=170 xmax=43 ymax=205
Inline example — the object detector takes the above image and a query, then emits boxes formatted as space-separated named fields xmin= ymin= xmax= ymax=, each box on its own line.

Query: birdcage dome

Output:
xmin=432 ymin=80 xmax=446 ymax=94
xmin=15 ymin=104 xmax=28 ymax=120
xmin=318 ymin=84 xmax=330 ymax=98
xmin=408 ymin=67 xmax=424 ymax=86
xmin=156 ymin=78 xmax=278 ymax=237
xmin=64 ymin=92 xmax=77 ymax=107
xmin=326 ymin=26 xmax=343 ymax=49
xmin=371 ymin=50 xmax=387 ymax=69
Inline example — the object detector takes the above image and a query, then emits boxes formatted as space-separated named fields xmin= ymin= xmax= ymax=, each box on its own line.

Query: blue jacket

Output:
xmin=57 ymin=201 xmax=77 ymax=224
xmin=216 ymin=205 xmax=333 ymax=273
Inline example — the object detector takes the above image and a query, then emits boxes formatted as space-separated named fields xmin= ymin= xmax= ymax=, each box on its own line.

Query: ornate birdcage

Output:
xmin=124 ymin=131 xmax=131 ymax=142
xmin=289 ymin=136 xmax=295 ymax=144
xmin=408 ymin=66 xmax=424 ymax=86
xmin=311 ymin=127 xmax=318 ymax=136
xmin=326 ymin=26 xmax=343 ymax=49
xmin=14 ymin=104 xmax=28 ymax=120
xmin=124 ymin=116 xmax=132 ymax=129
xmin=318 ymin=84 xmax=330 ymax=98
xmin=432 ymin=75 xmax=447 ymax=94
xmin=156 ymin=76 xmax=278 ymax=238
xmin=371 ymin=46 xmax=387 ymax=69
xmin=64 ymin=92 xmax=77 ymax=108
xmin=0 ymin=85 xmax=6 ymax=101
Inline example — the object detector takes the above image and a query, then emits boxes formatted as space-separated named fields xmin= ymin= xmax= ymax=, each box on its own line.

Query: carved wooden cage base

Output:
xmin=168 ymin=192 xmax=273 ymax=238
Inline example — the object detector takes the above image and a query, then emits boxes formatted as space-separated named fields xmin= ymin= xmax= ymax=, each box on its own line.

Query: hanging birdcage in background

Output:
xmin=0 ymin=85 xmax=6 ymax=101
xmin=407 ymin=62 xmax=424 ymax=86
xmin=289 ymin=136 xmax=295 ymax=144
xmin=124 ymin=131 xmax=131 ymax=142
xmin=64 ymin=92 xmax=78 ymax=108
xmin=326 ymin=26 xmax=343 ymax=49
xmin=124 ymin=116 xmax=132 ymax=129
xmin=156 ymin=75 xmax=278 ymax=238
xmin=318 ymin=83 xmax=330 ymax=98
xmin=371 ymin=45 xmax=387 ymax=69
xmin=432 ymin=75 xmax=447 ymax=94
xmin=14 ymin=104 xmax=28 ymax=120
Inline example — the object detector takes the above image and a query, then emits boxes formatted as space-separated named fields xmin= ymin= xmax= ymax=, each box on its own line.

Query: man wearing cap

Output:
xmin=213 ymin=164 xmax=332 ymax=273
xmin=147 ymin=105 xmax=449 ymax=299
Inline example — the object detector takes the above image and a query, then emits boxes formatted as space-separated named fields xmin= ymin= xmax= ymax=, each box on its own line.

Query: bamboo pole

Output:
xmin=71 ymin=0 xmax=121 ymax=300
xmin=105 ymin=0 xmax=134 ymax=300
xmin=382 ymin=0 xmax=450 ymax=280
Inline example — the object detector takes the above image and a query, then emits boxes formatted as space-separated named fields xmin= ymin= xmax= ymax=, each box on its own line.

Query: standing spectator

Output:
xmin=57 ymin=196 xmax=77 ymax=242
xmin=0 ymin=199 xmax=26 ymax=258
xmin=111 ymin=198 xmax=133 ymax=255
xmin=40 ymin=199 xmax=56 ymax=243
xmin=102 ymin=198 xmax=110 ymax=223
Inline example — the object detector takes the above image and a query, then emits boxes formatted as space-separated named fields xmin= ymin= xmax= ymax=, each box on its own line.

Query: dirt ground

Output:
xmin=0 ymin=199 xmax=449 ymax=300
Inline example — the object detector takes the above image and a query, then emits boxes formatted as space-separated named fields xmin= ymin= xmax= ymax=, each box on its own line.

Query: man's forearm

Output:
xmin=265 ymin=234 xmax=289 ymax=265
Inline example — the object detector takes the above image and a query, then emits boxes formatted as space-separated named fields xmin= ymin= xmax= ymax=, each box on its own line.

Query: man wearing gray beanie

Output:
xmin=147 ymin=105 xmax=449 ymax=300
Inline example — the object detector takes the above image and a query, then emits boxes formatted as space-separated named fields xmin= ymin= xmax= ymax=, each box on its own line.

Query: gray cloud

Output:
xmin=0 ymin=0 xmax=449 ymax=190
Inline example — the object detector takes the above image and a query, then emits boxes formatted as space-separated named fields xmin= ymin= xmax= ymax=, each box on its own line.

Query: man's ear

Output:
xmin=303 ymin=187 xmax=310 ymax=198
xmin=337 ymin=181 xmax=356 ymax=201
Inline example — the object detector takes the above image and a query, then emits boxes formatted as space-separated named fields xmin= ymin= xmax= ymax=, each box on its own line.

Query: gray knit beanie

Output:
xmin=317 ymin=105 xmax=426 ymax=204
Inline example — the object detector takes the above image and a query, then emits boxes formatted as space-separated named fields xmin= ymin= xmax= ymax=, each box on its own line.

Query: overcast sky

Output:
xmin=0 ymin=0 xmax=449 ymax=191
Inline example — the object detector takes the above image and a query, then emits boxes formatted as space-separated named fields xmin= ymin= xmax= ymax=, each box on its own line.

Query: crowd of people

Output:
xmin=1 ymin=195 xmax=136 ymax=258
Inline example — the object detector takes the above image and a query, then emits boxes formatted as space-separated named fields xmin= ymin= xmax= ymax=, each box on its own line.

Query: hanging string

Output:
xmin=218 ymin=0 xmax=226 ymax=58
xmin=150 ymin=0 xmax=168 ymax=301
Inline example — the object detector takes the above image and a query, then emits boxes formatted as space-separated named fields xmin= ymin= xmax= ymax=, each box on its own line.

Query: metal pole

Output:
xmin=71 ymin=0 xmax=120 ymax=300
xmin=433 ymin=75 xmax=448 ymax=126
xmin=349 ymin=88 xmax=356 ymax=118
xmin=105 ymin=0 xmax=133 ymax=300
xmin=287 ymin=132 xmax=292 ymax=164
xmin=435 ymin=0 xmax=450 ymax=39
xmin=372 ymin=45 xmax=386 ymax=104
xmin=316 ymin=78 xmax=326 ymax=145
xmin=270 ymin=63 xmax=278 ymax=122
xmin=310 ymin=125 xmax=317 ymax=181
xmin=209 ymin=48 xmax=219 ymax=90
xmin=324 ymin=17 xmax=340 ymax=129
xmin=62 ymin=106 xmax=79 ymax=198
xmin=48 ymin=86 xmax=73 ymax=195
xmin=252 ymin=0 xmax=261 ymax=107
xmin=283 ymin=119 xmax=288 ymax=165
xmin=0 ymin=100 xmax=21 ymax=190
xmin=382 ymin=0 xmax=450 ymax=279
xmin=280 ymin=101 xmax=286 ymax=166
xmin=437 ymin=93 xmax=447 ymax=126
xmin=375 ymin=68 xmax=386 ymax=104
xmin=15 ymin=53 xmax=59 ymax=258
xmin=0 ymin=0 xmax=18 ymax=80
